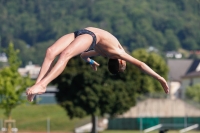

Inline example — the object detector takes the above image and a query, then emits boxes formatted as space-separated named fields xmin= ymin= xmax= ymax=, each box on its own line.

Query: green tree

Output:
xmin=1 ymin=0 xmax=200 ymax=64
xmin=164 ymin=29 xmax=180 ymax=51
xmin=52 ymin=56 xmax=136 ymax=133
xmin=0 ymin=43 xmax=33 ymax=119
xmin=131 ymin=49 xmax=168 ymax=94
xmin=185 ymin=83 xmax=200 ymax=103
xmin=182 ymin=37 xmax=198 ymax=50
xmin=52 ymin=49 xmax=168 ymax=133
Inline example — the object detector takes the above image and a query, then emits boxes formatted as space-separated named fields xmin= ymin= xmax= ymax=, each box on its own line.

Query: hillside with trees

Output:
xmin=0 ymin=0 xmax=200 ymax=65
xmin=1 ymin=1 xmax=193 ymax=132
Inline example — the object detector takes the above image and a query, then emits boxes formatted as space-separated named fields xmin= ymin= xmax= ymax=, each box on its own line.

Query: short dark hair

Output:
xmin=108 ymin=59 xmax=120 ymax=75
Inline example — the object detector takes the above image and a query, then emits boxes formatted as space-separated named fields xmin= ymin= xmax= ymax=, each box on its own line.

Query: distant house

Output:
xmin=18 ymin=62 xmax=41 ymax=79
xmin=181 ymin=60 xmax=200 ymax=99
xmin=166 ymin=51 xmax=182 ymax=59
xmin=168 ymin=59 xmax=200 ymax=99
xmin=121 ymin=98 xmax=200 ymax=117
xmin=0 ymin=53 xmax=8 ymax=62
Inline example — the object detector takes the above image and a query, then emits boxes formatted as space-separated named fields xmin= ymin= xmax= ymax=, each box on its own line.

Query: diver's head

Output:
xmin=108 ymin=59 xmax=126 ymax=75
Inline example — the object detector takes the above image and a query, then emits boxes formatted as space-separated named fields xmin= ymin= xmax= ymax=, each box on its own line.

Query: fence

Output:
xmin=108 ymin=117 xmax=200 ymax=130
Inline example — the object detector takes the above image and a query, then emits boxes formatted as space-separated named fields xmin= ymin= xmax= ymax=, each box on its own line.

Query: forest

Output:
xmin=0 ymin=0 xmax=200 ymax=65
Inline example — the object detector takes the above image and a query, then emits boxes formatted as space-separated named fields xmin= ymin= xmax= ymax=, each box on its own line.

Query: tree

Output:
xmin=1 ymin=0 xmax=200 ymax=65
xmin=52 ymin=49 xmax=168 ymax=133
xmin=185 ymin=83 xmax=200 ymax=103
xmin=131 ymin=49 xmax=168 ymax=94
xmin=182 ymin=37 xmax=198 ymax=50
xmin=164 ymin=29 xmax=180 ymax=51
xmin=0 ymin=43 xmax=33 ymax=119
xmin=52 ymin=56 xmax=137 ymax=133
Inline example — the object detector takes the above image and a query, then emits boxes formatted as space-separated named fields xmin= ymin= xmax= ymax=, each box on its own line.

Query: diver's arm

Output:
xmin=80 ymin=50 xmax=100 ymax=62
xmin=80 ymin=50 xmax=100 ymax=71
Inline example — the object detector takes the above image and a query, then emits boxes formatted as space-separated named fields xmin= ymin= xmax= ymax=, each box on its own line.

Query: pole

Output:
xmin=140 ymin=117 xmax=143 ymax=133
xmin=0 ymin=119 xmax=2 ymax=132
xmin=184 ymin=102 xmax=187 ymax=128
xmin=95 ymin=116 xmax=98 ymax=133
xmin=47 ymin=117 xmax=50 ymax=133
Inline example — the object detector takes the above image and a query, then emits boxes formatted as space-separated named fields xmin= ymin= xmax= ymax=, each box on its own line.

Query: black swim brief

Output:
xmin=74 ymin=29 xmax=97 ymax=51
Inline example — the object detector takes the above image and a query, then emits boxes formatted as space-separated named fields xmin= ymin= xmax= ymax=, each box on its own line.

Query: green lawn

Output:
xmin=0 ymin=104 xmax=83 ymax=132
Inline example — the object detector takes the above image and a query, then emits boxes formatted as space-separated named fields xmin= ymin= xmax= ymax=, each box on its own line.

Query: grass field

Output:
xmin=0 ymin=104 xmax=83 ymax=132
xmin=0 ymin=104 xmax=200 ymax=133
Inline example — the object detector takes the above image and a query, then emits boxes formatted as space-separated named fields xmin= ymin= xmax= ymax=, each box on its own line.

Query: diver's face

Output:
xmin=118 ymin=59 xmax=126 ymax=72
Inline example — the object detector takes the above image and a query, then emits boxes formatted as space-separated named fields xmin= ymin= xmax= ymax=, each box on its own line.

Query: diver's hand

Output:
xmin=88 ymin=59 xmax=100 ymax=71
xmin=90 ymin=60 xmax=100 ymax=71
xmin=158 ymin=77 xmax=169 ymax=94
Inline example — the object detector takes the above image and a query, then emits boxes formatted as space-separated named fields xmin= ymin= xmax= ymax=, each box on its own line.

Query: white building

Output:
xmin=181 ymin=60 xmax=200 ymax=99
xmin=168 ymin=59 xmax=200 ymax=99
xmin=18 ymin=62 xmax=41 ymax=79
xmin=166 ymin=51 xmax=182 ymax=59
xmin=167 ymin=59 xmax=193 ymax=99
xmin=0 ymin=53 xmax=8 ymax=62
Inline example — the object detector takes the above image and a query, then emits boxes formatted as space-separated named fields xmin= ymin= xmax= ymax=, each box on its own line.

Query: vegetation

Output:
xmin=0 ymin=104 xmax=82 ymax=132
xmin=0 ymin=1 xmax=200 ymax=132
xmin=186 ymin=83 xmax=200 ymax=103
xmin=0 ymin=43 xmax=33 ymax=132
xmin=0 ymin=43 xmax=33 ymax=119
xmin=51 ymin=49 xmax=168 ymax=132
xmin=0 ymin=0 xmax=200 ymax=65
xmin=131 ymin=49 xmax=168 ymax=93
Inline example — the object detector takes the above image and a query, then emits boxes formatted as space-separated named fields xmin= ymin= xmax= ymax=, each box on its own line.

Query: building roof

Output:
xmin=120 ymin=98 xmax=200 ymax=117
xmin=183 ymin=71 xmax=200 ymax=78
xmin=182 ymin=59 xmax=200 ymax=78
xmin=186 ymin=59 xmax=200 ymax=73
xmin=167 ymin=59 xmax=193 ymax=81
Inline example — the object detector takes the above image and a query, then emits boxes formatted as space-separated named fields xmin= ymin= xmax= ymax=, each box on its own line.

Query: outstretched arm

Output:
xmin=80 ymin=50 xmax=100 ymax=71
xmin=121 ymin=52 xmax=169 ymax=94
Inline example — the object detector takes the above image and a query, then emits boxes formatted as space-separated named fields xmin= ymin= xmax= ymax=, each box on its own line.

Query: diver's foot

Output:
xmin=26 ymin=84 xmax=46 ymax=102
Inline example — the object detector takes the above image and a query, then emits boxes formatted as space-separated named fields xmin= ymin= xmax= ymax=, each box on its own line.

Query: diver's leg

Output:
xmin=27 ymin=34 xmax=93 ymax=101
xmin=35 ymin=33 xmax=74 ymax=84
